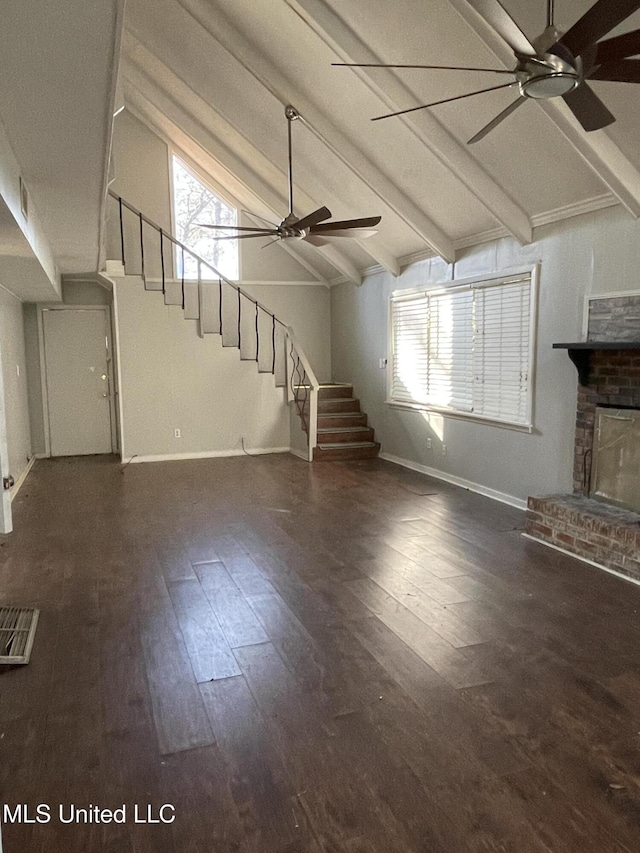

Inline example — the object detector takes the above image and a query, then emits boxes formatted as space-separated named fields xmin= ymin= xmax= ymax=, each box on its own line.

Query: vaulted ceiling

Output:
xmin=6 ymin=0 xmax=640 ymax=285
xmin=121 ymin=0 xmax=640 ymax=285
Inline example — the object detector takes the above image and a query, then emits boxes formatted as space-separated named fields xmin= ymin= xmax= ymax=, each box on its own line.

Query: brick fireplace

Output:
xmin=525 ymin=294 xmax=640 ymax=583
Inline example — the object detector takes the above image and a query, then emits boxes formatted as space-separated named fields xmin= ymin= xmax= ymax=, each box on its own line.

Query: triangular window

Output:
xmin=171 ymin=155 xmax=238 ymax=280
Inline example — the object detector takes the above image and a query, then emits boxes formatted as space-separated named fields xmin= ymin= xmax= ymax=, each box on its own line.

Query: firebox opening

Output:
xmin=591 ymin=406 xmax=640 ymax=514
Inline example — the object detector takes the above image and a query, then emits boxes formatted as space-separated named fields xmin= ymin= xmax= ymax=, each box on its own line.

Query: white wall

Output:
xmin=109 ymin=109 xmax=319 ymax=284
xmin=331 ymin=204 xmax=640 ymax=505
xmin=0 ymin=115 xmax=60 ymax=301
xmin=114 ymin=277 xmax=331 ymax=460
xmin=109 ymin=108 xmax=331 ymax=462
xmin=0 ymin=286 xmax=32 ymax=484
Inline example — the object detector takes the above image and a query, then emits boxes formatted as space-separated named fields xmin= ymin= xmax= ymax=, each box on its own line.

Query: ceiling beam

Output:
xmin=448 ymin=0 xmax=640 ymax=217
xmin=317 ymin=243 xmax=362 ymax=286
xmin=355 ymin=238 xmax=400 ymax=278
xmin=177 ymin=0 xmax=455 ymax=263
xmin=288 ymin=0 xmax=533 ymax=246
xmin=125 ymin=86 xmax=332 ymax=285
xmin=122 ymin=39 xmax=361 ymax=284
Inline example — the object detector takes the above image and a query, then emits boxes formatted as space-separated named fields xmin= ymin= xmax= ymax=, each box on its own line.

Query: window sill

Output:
xmin=385 ymin=400 xmax=533 ymax=433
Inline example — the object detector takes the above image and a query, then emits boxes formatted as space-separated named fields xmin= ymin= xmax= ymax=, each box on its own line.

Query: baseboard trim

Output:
xmin=10 ymin=456 xmax=37 ymax=502
xmin=521 ymin=533 xmax=640 ymax=589
xmin=378 ymin=452 xmax=527 ymax=510
xmin=123 ymin=447 xmax=290 ymax=464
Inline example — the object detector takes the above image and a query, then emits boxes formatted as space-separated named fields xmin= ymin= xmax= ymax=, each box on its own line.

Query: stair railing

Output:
xmin=108 ymin=190 xmax=319 ymax=462
xmin=284 ymin=325 xmax=319 ymax=462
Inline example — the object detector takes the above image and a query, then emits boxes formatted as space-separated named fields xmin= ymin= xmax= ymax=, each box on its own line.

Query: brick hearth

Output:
xmin=527 ymin=494 xmax=640 ymax=582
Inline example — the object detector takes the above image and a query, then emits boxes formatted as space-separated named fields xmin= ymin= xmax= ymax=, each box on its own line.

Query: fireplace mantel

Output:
xmin=553 ymin=341 xmax=640 ymax=385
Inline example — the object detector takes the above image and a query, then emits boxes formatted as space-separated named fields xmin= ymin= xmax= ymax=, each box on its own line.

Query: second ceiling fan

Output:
xmin=334 ymin=0 xmax=640 ymax=143
xmin=198 ymin=105 xmax=381 ymax=246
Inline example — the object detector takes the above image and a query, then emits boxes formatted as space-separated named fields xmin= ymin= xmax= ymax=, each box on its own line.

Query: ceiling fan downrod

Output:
xmin=284 ymin=104 xmax=300 ymax=218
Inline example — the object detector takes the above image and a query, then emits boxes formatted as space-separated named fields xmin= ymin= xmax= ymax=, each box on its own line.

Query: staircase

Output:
xmin=108 ymin=194 xmax=378 ymax=463
xmin=108 ymin=191 xmax=322 ymax=461
xmin=314 ymin=384 xmax=380 ymax=461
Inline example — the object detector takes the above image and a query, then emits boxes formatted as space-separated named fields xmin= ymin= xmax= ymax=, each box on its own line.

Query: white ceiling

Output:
xmin=4 ymin=0 xmax=640 ymax=285
xmin=0 ymin=0 xmax=125 ymax=275
xmin=120 ymin=0 xmax=640 ymax=284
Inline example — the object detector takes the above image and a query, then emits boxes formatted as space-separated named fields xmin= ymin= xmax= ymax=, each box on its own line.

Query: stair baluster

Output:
xmin=139 ymin=213 xmax=145 ymax=281
xmin=109 ymin=191 xmax=320 ymax=460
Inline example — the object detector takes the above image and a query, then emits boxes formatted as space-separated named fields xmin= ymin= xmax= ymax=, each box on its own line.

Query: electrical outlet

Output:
xmin=174 ymin=428 xmax=181 ymax=438
xmin=379 ymin=358 xmax=388 ymax=369
xmin=426 ymin=438 xmax=432 ymax=449
xmin=442 ymin=444 xmax=447 ymax=456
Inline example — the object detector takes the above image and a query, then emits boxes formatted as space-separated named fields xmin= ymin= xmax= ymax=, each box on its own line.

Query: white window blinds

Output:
xmin=391 ymin=295 xmax=429 ymax=405
xmin=473 ymin=280 xmax=531 ymax=425
xmin=390 ymin=272 xmax=535 ymax=428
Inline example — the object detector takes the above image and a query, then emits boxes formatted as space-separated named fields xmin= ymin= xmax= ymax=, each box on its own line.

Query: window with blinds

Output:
xmin=389 ymin=271 xmax=536 ymax=428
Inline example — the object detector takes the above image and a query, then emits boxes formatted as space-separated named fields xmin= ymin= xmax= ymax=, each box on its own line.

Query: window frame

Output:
xmin=386 ymin=265 xmax=539 ymax=433
xmin=168 ymin=149 xmax=242 ymax=282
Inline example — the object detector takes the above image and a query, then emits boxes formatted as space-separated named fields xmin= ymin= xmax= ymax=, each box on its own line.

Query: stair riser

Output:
xmin=317 ymin=399 xmax=361 ymax=414
xmin=317 ymin=428 xmax=374 ymax=444
xmin=317 ymin=386 xmax=353 ymax=400
xmin=313 ymin=443 xmax=381 ymax=461
xmin=317 ymin=414 xmax=367 ymax=429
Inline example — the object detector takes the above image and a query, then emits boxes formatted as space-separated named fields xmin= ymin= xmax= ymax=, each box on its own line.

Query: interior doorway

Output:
xmin=41 ymin=306 xmax=117 ymax=457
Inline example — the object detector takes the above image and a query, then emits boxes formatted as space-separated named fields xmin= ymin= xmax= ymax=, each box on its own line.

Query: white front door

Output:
xmin=0 ymin=341 xmax=12 ymax=533
xmin=43 ymin=308 xmax=114 ymax=457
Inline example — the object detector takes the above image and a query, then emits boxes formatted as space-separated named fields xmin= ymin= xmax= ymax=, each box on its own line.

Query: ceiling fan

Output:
xmin=197 ymin=104 xmax=381 ymax=246
xmin=333 ymin=0 xmax=640 ymax=143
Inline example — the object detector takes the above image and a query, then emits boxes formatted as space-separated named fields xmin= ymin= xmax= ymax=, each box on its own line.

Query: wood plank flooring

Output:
xmin=1 ymin=454 xmax=640 ymax=851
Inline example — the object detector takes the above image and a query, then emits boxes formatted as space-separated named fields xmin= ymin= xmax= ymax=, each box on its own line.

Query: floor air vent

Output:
xmin=0 ymin=607 xmax=40 ymax=665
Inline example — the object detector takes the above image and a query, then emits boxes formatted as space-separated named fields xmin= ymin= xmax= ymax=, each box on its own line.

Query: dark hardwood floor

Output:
xmin=1 ymin=453 xmax=640 ymax=852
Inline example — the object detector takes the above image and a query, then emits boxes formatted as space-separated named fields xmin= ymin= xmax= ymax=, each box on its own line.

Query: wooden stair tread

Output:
xmin=317 ymin=441 xmax=378 ymax=449
xmin=317 ymin=426 xmax=368 ymax=433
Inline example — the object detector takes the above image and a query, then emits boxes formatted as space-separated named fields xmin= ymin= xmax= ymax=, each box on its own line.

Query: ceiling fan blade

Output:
xmin=303 ymin=234 xmax=330 ymax=247
xmin=261 ymin=238 xmax=281 ymax=249
xmin=213 ymin=232 xmax=278 ymax=241
xmin=196 ymin=223 xmax=275 ymax=232
xmin=463 ymin=0 xmax=536 ymax=56
xmin=467 ymin=95 xmax=527 ymax=143
xmin=559 ymin=0 xmax=640 ymax=59
xmin=589 ymin=59 xmax=640 ymax=82
xmin=293 ymin=206 xmax=332 ymax=231
xmin=311 ymin=228 xmax=378 ymax=239
xmin=595 ymin=29 xmax=640 ymax=64
xmin=562 ymin=82 xmax=616 ymax=130
xmin=312 ymin=216 xmax=382 ymax=231
xmin=332 ymin=62 xmax=515 ymax=74
xmin=372 ymin=82 xmax=517 ymax=121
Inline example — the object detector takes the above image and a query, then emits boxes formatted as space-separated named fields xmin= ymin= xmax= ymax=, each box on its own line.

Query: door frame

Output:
xmin=0 ymin=339 xmax=12 ymax=533
xmin=38 ymin=304 xmax=118 ymax=457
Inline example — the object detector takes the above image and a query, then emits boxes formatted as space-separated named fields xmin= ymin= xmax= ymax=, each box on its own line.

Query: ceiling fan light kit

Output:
xmin=516 ymin=53 xmax=580 ymax=99
xmin=334 ymin=0 xmax=640 ymax=143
